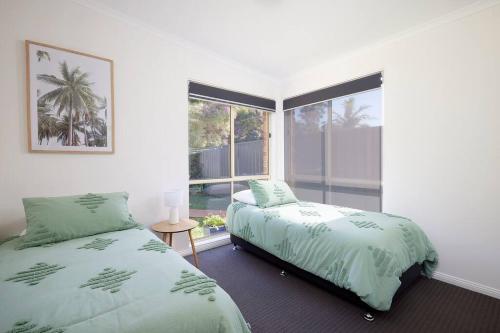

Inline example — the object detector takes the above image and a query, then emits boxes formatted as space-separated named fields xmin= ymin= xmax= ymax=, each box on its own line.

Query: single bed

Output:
xmin=0 ymin=228 xmax=250 ymax=333
xmin=226 ymin=201 xmax=438 ymax=314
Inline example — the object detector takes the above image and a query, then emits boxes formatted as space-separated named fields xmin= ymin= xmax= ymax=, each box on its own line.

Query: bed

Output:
xmin=0 ymin=227 xmax=250 ymax=333
xmin=226 ymin=201 xmax=438 ymax=314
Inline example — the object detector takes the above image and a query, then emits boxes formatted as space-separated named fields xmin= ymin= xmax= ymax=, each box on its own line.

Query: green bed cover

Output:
xmin=226 ymin=201 xmax=438 ymax=311
xmin=0 ymin=228 xmax=250 ymax=333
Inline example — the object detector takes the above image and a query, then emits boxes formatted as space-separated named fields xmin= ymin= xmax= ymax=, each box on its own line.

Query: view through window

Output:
xmin=285 ymin=87 xmax=382 ymax=211
xmin=189 ymin=98 xmax=269 ymax=239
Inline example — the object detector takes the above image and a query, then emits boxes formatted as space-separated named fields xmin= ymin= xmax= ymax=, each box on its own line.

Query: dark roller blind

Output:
xmin=283 ymin=72 xmax=382 ymax=111
xmin=188 ymin=81 xmax=276 ymax=111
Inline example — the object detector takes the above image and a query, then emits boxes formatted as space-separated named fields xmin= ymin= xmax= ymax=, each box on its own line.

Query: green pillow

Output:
xmin=248 ymin=180 xmax=298 ymax=208
xmin=18 ymin=192 xmax=138 ymax=249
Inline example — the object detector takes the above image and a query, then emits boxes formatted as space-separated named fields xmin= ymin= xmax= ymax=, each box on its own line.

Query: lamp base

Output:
xmin=168 ymin=207 xmax=180 ymax=225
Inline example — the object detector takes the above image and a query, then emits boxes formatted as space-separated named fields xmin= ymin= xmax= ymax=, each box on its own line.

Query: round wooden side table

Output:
xmin=152 ymin=219 xmax=199 ymax=268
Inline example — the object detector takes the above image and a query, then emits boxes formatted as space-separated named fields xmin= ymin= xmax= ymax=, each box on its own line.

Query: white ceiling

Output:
xmin=91 ymin=0 xmax=482 ymax=78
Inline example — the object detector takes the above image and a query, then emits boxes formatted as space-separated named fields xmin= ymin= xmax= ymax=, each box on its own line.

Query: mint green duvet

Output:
xmin=0 ymin=228 xmax=250 ymax=333
xmin=226 ymin=202 xmax=438 ymax=311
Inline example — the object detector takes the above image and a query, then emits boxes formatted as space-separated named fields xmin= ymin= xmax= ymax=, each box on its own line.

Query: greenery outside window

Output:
xmin=189 ymin=98 xmax=270 ymax=240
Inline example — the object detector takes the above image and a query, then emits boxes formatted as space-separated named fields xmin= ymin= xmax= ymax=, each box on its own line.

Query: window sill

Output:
xmin=195 ymin=233 xmax=230 ymax=246
xmin=180 ymin=233 xmax=231 ymax=257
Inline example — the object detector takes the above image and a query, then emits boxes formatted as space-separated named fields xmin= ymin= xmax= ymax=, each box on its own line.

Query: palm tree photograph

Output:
xmin=26 ymin=41 xmax=114 ymax=153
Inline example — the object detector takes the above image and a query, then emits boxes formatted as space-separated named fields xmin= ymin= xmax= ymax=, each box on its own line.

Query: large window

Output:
xmin=189 ymin=98 xmax=270 ymax=239
xmin=284 ymin=74 xmax=382 ymax=211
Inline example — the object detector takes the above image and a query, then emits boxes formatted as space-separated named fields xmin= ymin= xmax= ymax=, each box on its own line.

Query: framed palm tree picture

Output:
xmin=26 ymin=40 xmax=114 ymax=153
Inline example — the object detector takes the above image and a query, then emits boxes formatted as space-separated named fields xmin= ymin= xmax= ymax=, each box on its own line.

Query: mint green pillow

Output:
xmin=18 ymin=192 xmax=138 ymax=249
xmin=248 ymin=180 xmax=298 ymax=208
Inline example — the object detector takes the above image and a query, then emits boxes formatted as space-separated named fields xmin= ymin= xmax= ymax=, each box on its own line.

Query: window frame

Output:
xmin=284 ymin=86 xmax=383 ymax=212
xmin=188 ymin=97 xmax=271 ymax=239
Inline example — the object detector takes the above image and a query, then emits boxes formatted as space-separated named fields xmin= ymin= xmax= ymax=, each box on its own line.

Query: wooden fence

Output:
xmin=190 ymin=140 xmax=264 ymax=179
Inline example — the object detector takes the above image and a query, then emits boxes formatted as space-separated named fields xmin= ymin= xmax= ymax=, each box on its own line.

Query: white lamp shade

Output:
xmin=164 ymin=190 xmax=183 ymax=207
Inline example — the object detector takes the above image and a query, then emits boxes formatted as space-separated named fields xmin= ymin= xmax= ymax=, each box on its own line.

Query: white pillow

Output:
xmin=233 ymin=190 xmax=257 ymax=205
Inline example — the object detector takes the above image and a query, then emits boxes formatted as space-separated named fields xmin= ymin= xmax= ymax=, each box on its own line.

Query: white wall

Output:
xmin=281 ymin=4 xmax=500 ymax=294
xmin=0 ymin=0 xmax=281 ymax=251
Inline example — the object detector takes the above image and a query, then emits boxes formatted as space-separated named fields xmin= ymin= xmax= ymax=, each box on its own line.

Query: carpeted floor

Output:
xmin=186 ymin=244 xmax=500 ymax=333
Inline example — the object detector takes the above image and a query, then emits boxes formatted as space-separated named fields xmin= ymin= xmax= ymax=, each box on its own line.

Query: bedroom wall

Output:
xmin=281 ymin=4 xmax=500 ymax=296
xmin=0 ymin=0 xmax=281 ymax=251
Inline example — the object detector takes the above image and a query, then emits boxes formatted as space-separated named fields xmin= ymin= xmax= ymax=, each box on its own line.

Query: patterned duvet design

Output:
xmin=226 ymin=201 xmax=438 ymax=311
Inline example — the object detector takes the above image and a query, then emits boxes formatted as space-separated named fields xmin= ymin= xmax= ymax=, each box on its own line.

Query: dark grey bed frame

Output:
xmin=230 ymin=234 xmax=422 ymax=321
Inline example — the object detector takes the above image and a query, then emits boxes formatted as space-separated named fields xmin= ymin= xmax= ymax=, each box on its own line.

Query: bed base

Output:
xmin=230 ymin=234 xmax=422 ymax=321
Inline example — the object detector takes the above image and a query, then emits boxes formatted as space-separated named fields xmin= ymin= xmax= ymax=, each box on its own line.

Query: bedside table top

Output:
xmin=152 ymin=219 xmax=198 ymax=234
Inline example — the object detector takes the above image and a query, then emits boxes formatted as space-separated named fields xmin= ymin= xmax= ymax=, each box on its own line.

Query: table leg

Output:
xmin=168 ymin=233 xmax=173 ymax=247
xmin=188 ymin=229 xmax=199 ymax=268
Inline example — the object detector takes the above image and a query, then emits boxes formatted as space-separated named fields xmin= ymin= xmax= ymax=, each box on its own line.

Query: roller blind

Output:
xmin=283 ymin=72 xmax=382 ymax=111
xmin=188 ymin=81 xmax=276 ymax=112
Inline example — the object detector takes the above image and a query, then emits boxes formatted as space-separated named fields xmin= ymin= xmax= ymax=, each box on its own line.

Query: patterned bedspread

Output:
xmin=226 ymin=201 xmax=438 ymax=311
xmin=0 ymin=228 xmax=250 ymax=333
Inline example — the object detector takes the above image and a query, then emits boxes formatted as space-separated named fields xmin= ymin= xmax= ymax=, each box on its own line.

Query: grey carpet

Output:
xmin=186 ymin=245 xmax=500 ymax=333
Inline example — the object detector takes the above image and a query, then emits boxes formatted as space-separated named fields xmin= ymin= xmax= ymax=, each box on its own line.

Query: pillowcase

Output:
xmin=233 ymin=190 xmax=257 ymax=205
xmin=248 ymin=180 xmax=298 ymax=208
xmin=17 ymin=192 xmax=138 ymax=249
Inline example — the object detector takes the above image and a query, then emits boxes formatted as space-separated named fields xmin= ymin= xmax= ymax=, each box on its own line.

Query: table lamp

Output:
xmin=164 ymin=190 xmax=183 ymax=224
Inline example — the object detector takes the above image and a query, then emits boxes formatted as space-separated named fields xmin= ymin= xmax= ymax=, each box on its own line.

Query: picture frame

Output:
xmin=25 ymin=40 xmax=115 ymax=153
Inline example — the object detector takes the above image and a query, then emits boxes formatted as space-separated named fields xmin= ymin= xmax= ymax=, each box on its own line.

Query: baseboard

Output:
xmin=433 ymin=271 xmax=500 ymax=299
xmin=178 ymin=234 xmax=231 ymax=257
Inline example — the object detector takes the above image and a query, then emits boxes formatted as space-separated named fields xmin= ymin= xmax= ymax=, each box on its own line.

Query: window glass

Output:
xmin=188 ymin=98 xmax=271 ymax=240
xmin=329 ymin=89 xmax=382 ymax=211
xmin=189 ymin=183 xmax=231 ymax=239
xmin=285 ymin=87 xmax=382 ymax=211
xmin=284 ymin=101 xmax=329 ymax=203
xmin=233 ymin=180 xmax=250 ymax=193
xmin=234 ymin=107 xmax=269 ymax=176
xmin=189 ymin=99 xmax=230 ymax=180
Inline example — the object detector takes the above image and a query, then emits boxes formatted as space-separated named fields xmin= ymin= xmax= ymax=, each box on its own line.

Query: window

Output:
xmin=189 ymin=98 xmax=270 ymax=240
xmin=189 ymin=100 xmax=230 ymax=180
xmin=234 ymin=106 xmax=269 ymax=177
xmin=284 ymin=74 xmax=382 ymax=211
